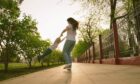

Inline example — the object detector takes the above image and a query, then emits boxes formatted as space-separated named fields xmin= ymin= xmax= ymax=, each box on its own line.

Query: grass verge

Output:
xmin=0 ymin=63 xmax=64 ymax=81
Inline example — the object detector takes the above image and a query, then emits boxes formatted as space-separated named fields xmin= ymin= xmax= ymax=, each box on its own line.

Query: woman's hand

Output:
xmin=60 ymin=33 xmax=63 ymax=36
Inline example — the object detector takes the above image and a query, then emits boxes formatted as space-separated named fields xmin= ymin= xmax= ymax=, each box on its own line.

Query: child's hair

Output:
xmin=67 ymin=17 xmax=79 ymax=31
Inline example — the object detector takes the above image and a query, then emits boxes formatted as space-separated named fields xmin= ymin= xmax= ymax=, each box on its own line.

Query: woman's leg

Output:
xmin=63 ymin=40 xmax=75 ymax=64
xmin=67 ymin=42 xmax=75 ymax=64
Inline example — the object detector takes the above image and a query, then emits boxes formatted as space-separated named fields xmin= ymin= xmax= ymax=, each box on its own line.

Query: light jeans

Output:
xmin=63 ymin=40 xmax=75 ymax=64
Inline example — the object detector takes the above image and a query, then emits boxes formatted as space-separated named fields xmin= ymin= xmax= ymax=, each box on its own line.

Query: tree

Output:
xmin=0 ymin=0 xmax=20 ymax=72
xmin=132 ymin=0 xmax=140 ymax=54
xmin=16 ymin=15 xmax=50 ymax=68
xmin=79 ymin=14 xmax=102 ymax=45
xmin=77 ymin=14 xmax=102 ymax=59
xmin=72 ymin=40 xmax=90 ymax=58
xmin=72 ymin=0 xmax=116 ymax=28
xmin=117 ymin=0 xmax=140 ymax=55
xmin=0 ymin=0 xmax=50 ymax=71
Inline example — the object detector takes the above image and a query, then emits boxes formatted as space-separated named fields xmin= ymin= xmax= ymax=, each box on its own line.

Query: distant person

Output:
xmin=32 ymin=36 xmax=65 ymax=63
xmin=61 ymin=17 xmax=79 ymax=70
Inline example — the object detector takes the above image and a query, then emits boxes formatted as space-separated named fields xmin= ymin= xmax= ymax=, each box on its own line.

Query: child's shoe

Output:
xmin=32 ymin=55 xmax=41 ymax=64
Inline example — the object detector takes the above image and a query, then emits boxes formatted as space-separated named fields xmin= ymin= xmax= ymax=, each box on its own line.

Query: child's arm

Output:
xmin=54 ymin=37 xmax=60 ymax=43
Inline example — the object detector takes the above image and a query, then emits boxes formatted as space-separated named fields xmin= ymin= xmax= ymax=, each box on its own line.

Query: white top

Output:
xmin=49 ymin=42 xmax=59 ymax=50
xmin=66 ymin=24 xmax=76 ymax=41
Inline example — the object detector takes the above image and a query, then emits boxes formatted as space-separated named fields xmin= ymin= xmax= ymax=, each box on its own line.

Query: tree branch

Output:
xmin=115 ymin=13 xmax=128 ymax=20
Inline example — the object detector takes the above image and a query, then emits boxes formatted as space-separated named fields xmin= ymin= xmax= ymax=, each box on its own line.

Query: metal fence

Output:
xmin=77 ymin=6 xmax=140 ymax=64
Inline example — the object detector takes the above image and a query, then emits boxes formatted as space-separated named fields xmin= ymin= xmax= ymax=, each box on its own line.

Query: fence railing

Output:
xmin=77 ymin=7 xmax=140 ymax=65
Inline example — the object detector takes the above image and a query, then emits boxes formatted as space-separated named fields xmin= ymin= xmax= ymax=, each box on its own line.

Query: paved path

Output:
xmin=0 ymin=63 xmax=140 ymax=84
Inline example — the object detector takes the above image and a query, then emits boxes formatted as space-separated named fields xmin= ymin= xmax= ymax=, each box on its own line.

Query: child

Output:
xmin=32 ymin=36 xmax=65 ymax=63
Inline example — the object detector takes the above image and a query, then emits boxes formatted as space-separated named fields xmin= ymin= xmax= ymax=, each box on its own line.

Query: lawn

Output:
xmin=0 ymin=63 xmax=64 ymax=81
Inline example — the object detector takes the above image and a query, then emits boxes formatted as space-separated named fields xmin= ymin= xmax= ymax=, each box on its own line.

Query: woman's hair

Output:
xmin=67 ymin=17 xmax=79 ymax=31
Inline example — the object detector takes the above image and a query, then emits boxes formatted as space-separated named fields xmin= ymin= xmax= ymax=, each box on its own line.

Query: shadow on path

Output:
xmin=63 ymin=70 xmax=72 ymax=84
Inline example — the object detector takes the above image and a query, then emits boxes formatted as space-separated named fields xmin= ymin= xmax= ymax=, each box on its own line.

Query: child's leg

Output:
xmin=39 ymin=48 xmax=52 ymax=60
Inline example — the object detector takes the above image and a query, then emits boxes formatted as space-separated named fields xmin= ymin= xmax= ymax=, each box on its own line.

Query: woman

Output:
xmin=61 ymin=17 xmax=79 ymax=70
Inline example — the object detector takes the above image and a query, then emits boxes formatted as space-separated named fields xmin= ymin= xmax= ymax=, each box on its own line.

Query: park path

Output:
xmin=0 ymin=63 xmax=140 ymax=84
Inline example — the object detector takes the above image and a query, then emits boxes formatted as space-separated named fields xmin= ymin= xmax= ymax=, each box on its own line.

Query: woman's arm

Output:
xmin=60 ymin=27 xmax=69 ymax=36
xmin=60 ymin=37 xmax=66 ymax=42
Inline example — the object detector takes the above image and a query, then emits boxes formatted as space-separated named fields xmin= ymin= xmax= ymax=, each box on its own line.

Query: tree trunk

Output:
xmin=4 ymin=55 xmax=8 ymax=72
xmin=92 ymin=42 xmax=95 ymax=63
xmin=47 ymin=60 xmax=50 ymax=67
xmin=110 ymin=0 xmax=117 ymax=29
xmin=127 ymin=15 xmax=134 ymax=56
xmin=58 ymin=60 xmax=59 ymax=64
xmin=4 ymin=44 xmax=10 ymax=72
xmin=133 ymin=0 xmax=140 ymax=55
xmin=41 ymin=62 xmax=44 ymax=67
xmin=28 ymin=58 xmax=32 ymax=68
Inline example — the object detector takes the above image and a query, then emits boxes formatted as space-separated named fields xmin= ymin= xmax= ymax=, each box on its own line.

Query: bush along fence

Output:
xmin=77 ymin=6 xmax=140 ymax=65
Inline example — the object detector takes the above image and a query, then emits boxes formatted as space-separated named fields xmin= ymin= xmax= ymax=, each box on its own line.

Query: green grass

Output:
xmin=0 ymin=63 xmax=64 ymax=81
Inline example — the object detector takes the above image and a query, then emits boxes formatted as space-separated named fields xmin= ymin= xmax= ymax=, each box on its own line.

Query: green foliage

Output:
xmin=0 ymin=63 xmax=63 ymax=81
xmin=119 ymin=41 xmax=132 ymax=57
xmin=43 ymin=50 xmax=64 ymax=65
xmin=0 ymin=0 xmax=51 ymax=71
xmin=72 ymin=40 xmax=90 ymax=58
xmin=74 ymin=0 xmax=140 ymax=59
xmin=0 ymin=0 xmax=22 ymax=71
xmin=79 ymin=14 xmax=102 ymax=45
xmin=101 ymin=29 xmax=110 ymax=36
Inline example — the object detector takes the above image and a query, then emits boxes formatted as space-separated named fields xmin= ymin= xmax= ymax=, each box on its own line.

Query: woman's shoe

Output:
xmin=63 ymin=64 xmax=72 ymax=69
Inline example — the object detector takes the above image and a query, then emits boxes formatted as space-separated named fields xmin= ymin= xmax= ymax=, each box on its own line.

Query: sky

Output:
xmin=20 ymin=0 xmax=84 ymax=50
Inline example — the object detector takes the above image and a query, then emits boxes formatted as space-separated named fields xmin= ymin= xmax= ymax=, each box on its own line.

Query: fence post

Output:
xmin=99 ymin=35 xmax=103 ymax=64
xmin=112 ymin=20 xmax=120 ymax=65
xmin=87 ymin=50 xmax=89 ymax=63
xmin=77 ymin=57 xmax=79 ymax=62
xmin=88 ymin=49 xmax=91 ymax=63
xmin=82 ymin=55 xmax=83 ymax=63
xmin=85 ymin=51 xmax=87 ymax=63
xmin=84 ymin=52 xmax=85 ymax=63
xmin=92 ymin=42 xmax=95 ymax=63
xmin=86 ymin=50 xmax=88 ymax=63
xmin=90 ymin=48 xmax=92 ymax=63
xmin=81 ymin=55 xmax=83 ymax=63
